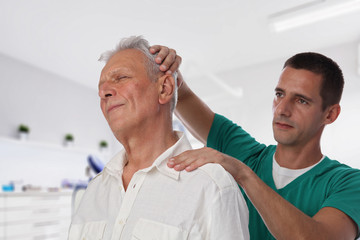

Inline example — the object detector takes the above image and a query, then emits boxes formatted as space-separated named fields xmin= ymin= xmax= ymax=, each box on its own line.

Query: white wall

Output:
xmin=0 ymin=53 xmax=121 ymax=188
xmin=189 ymin=40 xmax=360 ymax=169
xmin=0 ymin=53 xmax=118 ymax=151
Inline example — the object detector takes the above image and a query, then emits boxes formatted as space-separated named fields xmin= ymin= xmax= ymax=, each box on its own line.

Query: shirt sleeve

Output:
xmin=321 ymin=167 xmax=360 ymax=237
xmin=207 ymin=114 xmax=266 ymax=165
xmin=202 ymin=185 xmax=250 ymax=240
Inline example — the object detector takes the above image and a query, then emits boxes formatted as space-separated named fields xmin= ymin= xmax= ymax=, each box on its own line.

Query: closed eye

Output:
xmin=114 ymin=76 xmax=128 ymax=82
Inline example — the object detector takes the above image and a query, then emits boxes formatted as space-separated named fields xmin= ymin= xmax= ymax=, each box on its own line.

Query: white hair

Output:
xmin=99 ymin=36 xmax=178 ymax=112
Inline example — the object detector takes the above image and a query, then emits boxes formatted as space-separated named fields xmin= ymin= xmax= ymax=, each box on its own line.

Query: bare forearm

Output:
xmin=241 ymin=169 xmax=319 ymax=240
xmin=175 ymin=81 xmax=214 ymax=144
xmin=220 ymin=154 xmax=357 ymax=240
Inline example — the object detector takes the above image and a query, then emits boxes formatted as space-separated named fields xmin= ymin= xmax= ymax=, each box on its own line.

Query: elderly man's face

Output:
xmin=98 ymin=49 xmax=159 ymax=134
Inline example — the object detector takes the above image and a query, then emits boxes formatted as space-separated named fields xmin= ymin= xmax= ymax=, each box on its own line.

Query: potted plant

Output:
xmin=99 ymin=140 xmax=108 ymax=151
xmin=64 ymin=133 xmax=74 ymax=147
xmin=18 ymin=124 xmax=30 ymax=141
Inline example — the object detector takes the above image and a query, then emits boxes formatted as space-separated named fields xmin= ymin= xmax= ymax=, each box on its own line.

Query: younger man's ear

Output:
xmin=158 ymin=74 xmax=175 ymax=105
xmin=324 ymin=104 xmax=341 ymax=125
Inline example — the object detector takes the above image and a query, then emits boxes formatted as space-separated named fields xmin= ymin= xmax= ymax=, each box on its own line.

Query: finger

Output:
xmin=182 ymin=147 xmax=221 ymax=171
xmin=184 ymin=153 xmax=212 ymax=172
xmin=174 ymin=160 xmax=194 ymax=171
xmin=176 ymin=71 xmax=184 ymax=88
xmin=149 ymin=45 xmax=168 ymax=65
xmin=185 ymin=162 xmax=199 ymax=172
xmin=168 ymin=157 xmax=191 ymax=171
xmin=160 ymin=48 xmax=176 ymax=73
xmin=173 ymin=153 xmax=203 ymax=171
xmin=168 ymin=150 xmax=194 ymax=166
xmin=166 ymin=55 xmax=182 ymax=75
xmin=155 ymin=47 xmax=170 ymax=67
xmin=167 ymin=158 xmax=176 ymax=168
xmin=167 ymin=154 xmax=187 ymax=168
xmin=167 ymin=153 xmax=195 ymax=171
xmin=149 ymin=45 xmax=161 ymax=54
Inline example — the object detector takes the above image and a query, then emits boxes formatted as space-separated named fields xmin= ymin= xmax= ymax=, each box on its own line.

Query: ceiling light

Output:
xmin=269 ymin=0 xmax=360 ymax=32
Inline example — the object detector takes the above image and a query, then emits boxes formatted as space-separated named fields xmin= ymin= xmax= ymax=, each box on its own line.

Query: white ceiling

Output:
xmin=1 ymin=0 xmax=360 ymax=90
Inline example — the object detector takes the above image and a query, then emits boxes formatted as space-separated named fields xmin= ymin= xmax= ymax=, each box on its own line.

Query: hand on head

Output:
xmin=149 ymin=45 xmax=181 ymax=74
xmin=149 ymin=45 xmax=183 ymax=88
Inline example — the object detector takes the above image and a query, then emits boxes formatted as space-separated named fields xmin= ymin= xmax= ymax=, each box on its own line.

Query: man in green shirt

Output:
xmin=151 ymin=46 xmax=360 ymax=239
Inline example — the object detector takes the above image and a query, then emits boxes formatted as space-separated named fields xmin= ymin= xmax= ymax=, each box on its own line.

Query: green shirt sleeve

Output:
xmin=321 ymin=163 xmax=360 ymax=236
xmin=207 ymin=114 xmax=267 ymax=166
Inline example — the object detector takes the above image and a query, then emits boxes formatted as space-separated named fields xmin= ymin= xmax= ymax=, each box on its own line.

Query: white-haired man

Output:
xmin=68 ymin=36 xmax=249 ymax=240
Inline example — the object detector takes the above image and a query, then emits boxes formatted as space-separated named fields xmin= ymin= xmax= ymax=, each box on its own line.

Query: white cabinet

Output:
xmin=0 ymin=192 xmax=72 ymax=240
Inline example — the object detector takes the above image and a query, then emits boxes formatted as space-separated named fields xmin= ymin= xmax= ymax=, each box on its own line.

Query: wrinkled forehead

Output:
xmin=99 ymin=49 xmax=148 ymax=80
xmin=103 ymin=49 xmax=146 ymax=70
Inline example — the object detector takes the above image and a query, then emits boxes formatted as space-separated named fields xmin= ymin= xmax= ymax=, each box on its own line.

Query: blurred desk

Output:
xmin=0 ymin=191 xmax=72 ymax=240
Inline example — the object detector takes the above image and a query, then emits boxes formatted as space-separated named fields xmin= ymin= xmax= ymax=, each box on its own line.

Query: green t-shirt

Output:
xmin=207 ymin=114 xmax=360 ymax=239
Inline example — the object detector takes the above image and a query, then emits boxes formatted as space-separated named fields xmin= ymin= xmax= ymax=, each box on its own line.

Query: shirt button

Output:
xmin=119 ymin=220 xmax=124 ymax=225
xmin=133 ymin=184 xmax=136 ymax=188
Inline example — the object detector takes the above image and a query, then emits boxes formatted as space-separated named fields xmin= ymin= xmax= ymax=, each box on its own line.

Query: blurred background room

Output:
xmin=1 ymin=0 xmax=360 ymax=239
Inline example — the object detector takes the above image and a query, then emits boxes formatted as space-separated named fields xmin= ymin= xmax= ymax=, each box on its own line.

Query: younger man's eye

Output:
xmin=298 ymin=99 xmax=308 ymax=105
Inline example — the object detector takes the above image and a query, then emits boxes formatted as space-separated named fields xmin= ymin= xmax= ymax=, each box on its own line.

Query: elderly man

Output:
xmin=68 ymin=36 xmax=249 ymax=240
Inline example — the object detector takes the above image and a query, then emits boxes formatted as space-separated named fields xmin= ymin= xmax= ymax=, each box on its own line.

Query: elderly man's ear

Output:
xmin=158 ymin=74 xmax=175 ymax=105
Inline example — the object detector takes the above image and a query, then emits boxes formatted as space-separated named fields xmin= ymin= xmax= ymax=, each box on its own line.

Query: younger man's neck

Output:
xmin=275 ymin=143 xmax=323 ymax=169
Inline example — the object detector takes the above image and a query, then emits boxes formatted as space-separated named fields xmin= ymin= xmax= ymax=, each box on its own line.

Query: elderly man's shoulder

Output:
xmin=181 ymin=163 xmax=239 ymax=192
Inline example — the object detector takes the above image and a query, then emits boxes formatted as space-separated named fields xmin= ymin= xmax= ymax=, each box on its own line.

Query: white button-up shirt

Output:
xmin=68 ymin=132 xmax=249 ymax=240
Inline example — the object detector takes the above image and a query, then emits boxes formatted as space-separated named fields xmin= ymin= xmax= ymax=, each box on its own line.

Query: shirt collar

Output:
xmin=104 ymin=131 xmax=192 ymax=180
xmin=152 ymin=131 xmax=192 ymax=180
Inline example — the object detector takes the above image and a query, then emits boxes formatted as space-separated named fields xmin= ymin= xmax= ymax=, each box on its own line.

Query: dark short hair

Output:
xmin=283 ymin=52 xmax=344 ymax=110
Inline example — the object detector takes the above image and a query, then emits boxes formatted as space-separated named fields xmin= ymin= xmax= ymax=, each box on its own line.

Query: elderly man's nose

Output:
xmin=99 ymin=82 xmax=116 ymax=99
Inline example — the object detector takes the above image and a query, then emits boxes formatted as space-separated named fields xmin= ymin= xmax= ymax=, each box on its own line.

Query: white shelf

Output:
xmin=0 ymin=192 xmax=72 ymax=240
